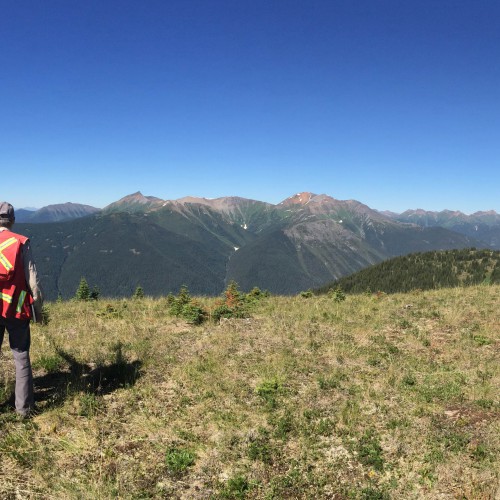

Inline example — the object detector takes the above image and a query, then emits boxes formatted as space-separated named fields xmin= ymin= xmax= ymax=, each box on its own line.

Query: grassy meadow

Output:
xmin=0 ymin=285 xmax=499 ymax=499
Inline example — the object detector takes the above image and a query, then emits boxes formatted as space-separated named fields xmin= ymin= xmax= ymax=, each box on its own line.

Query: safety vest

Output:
xmin=0 ymin=230 xmax=33 ymax=320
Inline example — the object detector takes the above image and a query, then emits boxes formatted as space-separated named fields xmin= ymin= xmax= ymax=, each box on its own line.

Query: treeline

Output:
xmin=317 ymin=248 xmax=500 ymax=295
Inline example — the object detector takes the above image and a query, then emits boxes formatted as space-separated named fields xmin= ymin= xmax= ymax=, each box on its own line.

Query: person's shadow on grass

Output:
xmin=0 ymin=342 xmax=142 ymax=416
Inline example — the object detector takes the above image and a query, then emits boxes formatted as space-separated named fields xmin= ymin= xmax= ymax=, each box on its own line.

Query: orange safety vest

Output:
xmin=0 ymin=230 xmax=33 ymax=320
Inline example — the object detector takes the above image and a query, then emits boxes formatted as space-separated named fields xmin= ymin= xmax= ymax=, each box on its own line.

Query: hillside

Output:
xmin=317 ymin=249 xmax=500 ymax=295
xmin=19 ymin=212 xmax=230 ymax=299
xmin=1 ymin=286 xmax=498 ymax=498
xmin=17 ymin=192 xmax=485 ymax=300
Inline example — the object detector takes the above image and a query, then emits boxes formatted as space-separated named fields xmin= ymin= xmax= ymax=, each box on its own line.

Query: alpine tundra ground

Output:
xmin=0 ymin=285 xmax=499 ymax=499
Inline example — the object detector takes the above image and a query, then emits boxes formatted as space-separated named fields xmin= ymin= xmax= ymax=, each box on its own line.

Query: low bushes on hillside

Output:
xmin=167 ymin=282 xmax=270 ymax=324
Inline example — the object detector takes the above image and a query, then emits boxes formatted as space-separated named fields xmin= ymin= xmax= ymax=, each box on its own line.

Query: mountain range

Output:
xmin=384 ymin=209 xmax=500 ymax=249
xmin=14 ymin=192 xmax=498 ymax=300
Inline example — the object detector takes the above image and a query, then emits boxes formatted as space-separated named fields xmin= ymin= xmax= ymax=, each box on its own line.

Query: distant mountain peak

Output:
xmin=175 ymin=195 xmax=272 ymax=211
xmin=16 ymin=202 xmax=100 ymax=223
xmin=279 ymin=192 xmax=317 ymax=206
xmin=473 ymin=210 xmax=498 ymax=216
xmin=43 ymin=201 xmax=92 ymax=209
xmin=442 ymin=209 xmax=466 ymax=217
xmin=103 ymin=192 xmax=164 ymax=213
xmin=114 ymin=192 xmax=163 ymax=204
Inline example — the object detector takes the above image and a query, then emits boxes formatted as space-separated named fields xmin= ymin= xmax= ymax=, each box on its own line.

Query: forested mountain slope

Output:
xmin=317 ymin=248 xmax=500 ymax=294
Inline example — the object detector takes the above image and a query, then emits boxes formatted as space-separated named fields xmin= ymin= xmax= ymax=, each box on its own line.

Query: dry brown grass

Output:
xmin=0 ymin=285 xmax=499 ymax=499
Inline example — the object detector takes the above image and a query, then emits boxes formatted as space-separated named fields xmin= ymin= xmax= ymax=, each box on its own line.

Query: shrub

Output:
xmin=181 ymin=302 xmax=207 ymax=325
xmin=168 ymin=286 xmax=208 ymax=325
xmin=245 ymin=286 xmax=270 ymax=303
xmin=328 ymin=287 xmax=346 ymax=302
xmin=212 ymin=304 xmax=235 ymax=322
xmin=96 ymin=303 xmax=123 ymax=319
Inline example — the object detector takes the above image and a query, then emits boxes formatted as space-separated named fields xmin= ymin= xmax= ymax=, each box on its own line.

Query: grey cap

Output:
xmin=0 ymin=202 xmax=15 ymax=221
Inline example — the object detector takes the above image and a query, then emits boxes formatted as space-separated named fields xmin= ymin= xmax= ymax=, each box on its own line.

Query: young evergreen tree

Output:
xmin=224 ymin=280 xmax=242 ymax=308
xmin=133 ymin=286 xmax=145 ymax=299
xmin=75 ymin=277 xmax=90 ymax=301
xmin=177 ymin=285 xmax=191 ymax=306
xmin=328 ymin=287 xmax=346 ymax=302
xmin=169 ymin=285 xmax=192 ymax=316
xmin=89 ymin=286 xmax=101 ymax=301
xmin=212 ymin=281 xmax=249 ymax=322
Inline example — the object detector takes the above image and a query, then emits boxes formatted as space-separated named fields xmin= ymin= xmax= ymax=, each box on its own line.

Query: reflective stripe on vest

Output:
xmin=1 ymin=291 xmax=13 ymax=304
xmin=16 ymin=290 xmax=27 ymax=313
xmin=0 ymin=237 xmax=17 ymax=272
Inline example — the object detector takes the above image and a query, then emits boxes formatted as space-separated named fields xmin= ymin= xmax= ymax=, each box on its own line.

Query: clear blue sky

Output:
xmin=1 ymin=0 xmax=499 ymax=214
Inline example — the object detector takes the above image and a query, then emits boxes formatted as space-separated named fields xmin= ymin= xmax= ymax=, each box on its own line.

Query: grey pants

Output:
xmin=0 ymin=317 xmax=34 ymax=416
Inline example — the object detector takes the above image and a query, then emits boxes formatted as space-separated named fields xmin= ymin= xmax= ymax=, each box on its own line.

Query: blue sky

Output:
xmin=1 ymin=0 xmax=499 ymax=214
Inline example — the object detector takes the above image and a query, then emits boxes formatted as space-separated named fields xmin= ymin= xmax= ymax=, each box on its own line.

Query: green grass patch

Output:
xmin=165 ymin=446 xmax=196 ymax=476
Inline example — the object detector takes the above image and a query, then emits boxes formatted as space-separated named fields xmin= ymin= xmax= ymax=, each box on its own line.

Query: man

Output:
xmin=0 ymin=201 xmax=43 ymax=418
